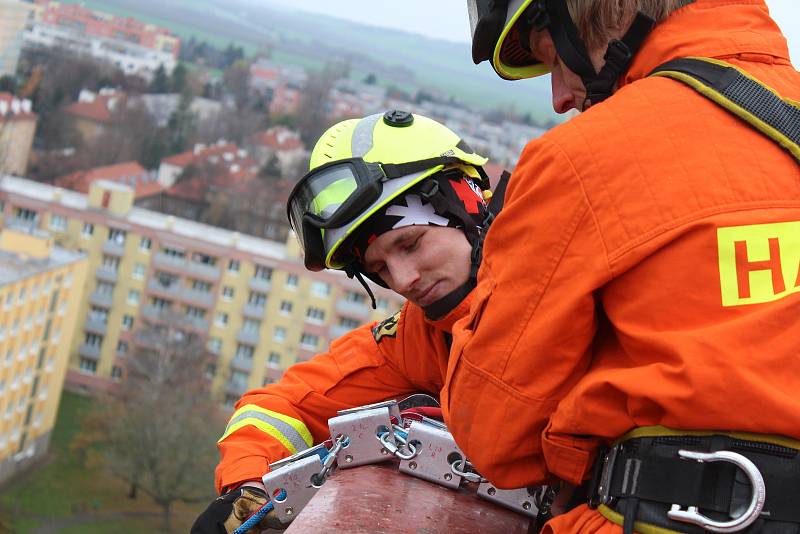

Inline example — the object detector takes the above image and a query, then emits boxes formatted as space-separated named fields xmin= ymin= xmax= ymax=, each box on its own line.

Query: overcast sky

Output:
xmin=264 ymin=0 xmax=799 ymax=66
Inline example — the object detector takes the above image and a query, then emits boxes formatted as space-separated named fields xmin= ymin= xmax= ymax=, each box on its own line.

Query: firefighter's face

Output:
xmin=364 ymin=225 xmax=471 ymax=308
xmin=529 ymin=29 xmax=608 ymax=113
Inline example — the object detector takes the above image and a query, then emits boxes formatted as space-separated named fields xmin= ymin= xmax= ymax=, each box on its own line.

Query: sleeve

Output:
xmin=441 ymin=136 xmax=613 ymax=488
xmin=215 ymin=302 xmax=426 ymax=494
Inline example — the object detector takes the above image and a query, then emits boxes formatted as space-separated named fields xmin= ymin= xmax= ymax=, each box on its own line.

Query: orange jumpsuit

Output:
xmin=440 ymin=0 xmax=800 ymax=531
xmin=215 ymin=298 xmax=471 ymax=493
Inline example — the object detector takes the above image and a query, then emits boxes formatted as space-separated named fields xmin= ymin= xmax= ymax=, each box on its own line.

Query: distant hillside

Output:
xmin=60 ymin=0 xmax=558 ymax=123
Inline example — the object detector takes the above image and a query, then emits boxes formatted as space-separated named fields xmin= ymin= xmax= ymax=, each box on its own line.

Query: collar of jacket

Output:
xmin=424 ymin=290 xmax=473 ymax=333
xmin=620 ymin=0 xmax=791 ymax=88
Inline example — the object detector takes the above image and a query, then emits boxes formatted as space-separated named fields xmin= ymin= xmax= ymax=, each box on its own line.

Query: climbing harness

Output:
xmin=234 ymin=399 xmax=562 ymax=533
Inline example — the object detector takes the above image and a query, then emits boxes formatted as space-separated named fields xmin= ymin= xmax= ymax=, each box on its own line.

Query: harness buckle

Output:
xmin=588 ymin=443 xmax=621 ymax=508
xmin=667 ymin=449 xmax=766 ymax=533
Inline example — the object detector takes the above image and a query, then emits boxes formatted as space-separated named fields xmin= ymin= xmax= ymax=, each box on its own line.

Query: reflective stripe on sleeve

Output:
xmin=218 ymin=404 xmax=314 ymax=454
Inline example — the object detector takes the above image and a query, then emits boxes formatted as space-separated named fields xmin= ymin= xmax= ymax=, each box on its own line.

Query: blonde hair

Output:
xmin=566 ymin=0 xmax=694 ymax=50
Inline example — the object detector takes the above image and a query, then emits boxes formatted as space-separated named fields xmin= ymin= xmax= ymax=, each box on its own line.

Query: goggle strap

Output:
xmin=381 ymin=156 xmax=463 ymax=179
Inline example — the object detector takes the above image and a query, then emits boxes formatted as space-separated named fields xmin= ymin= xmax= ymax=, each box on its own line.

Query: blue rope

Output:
xmin=233 ymin=490 xmax=285 ymax=534
xmin=233 ymin=444 xmax=333 ymax=534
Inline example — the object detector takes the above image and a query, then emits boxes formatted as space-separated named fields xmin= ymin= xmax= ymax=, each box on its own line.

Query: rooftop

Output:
xmin=55 ymin=161 xmax=163 ymax=198
xmin=0 ymin=228 xmax=84 ymax=286
xmin=0 ymin=175 xmax=286 ymax=261
xmin=63 ymin=89 xmax=123 ymax=123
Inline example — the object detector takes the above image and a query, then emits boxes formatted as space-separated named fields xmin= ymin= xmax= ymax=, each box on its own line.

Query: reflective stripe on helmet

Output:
xmin=218 ymin=404 xmax=313 ymax=455
xmin=351 ymin=113 xmax=382 ymax=157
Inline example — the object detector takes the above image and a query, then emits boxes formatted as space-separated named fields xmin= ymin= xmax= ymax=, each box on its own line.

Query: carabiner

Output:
xmin=667 ymin=449 xmax=766 ymax=533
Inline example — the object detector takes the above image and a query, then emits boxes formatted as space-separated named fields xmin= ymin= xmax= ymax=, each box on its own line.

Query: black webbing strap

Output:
xmin=649 ymin=57 xmax=800 ymax=163
xmin=594 ymin=434 xmax=800 ymax=523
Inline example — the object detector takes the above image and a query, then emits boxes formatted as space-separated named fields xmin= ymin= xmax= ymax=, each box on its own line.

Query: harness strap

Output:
xmin=649 ymin=57 xmax=800 ymax=162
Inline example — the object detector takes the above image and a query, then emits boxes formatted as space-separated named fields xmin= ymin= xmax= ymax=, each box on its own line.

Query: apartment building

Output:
xmin=0 ymin=0 xmax=35 ymax=77
xmin=25 ymin=1 xmax=180 ymax=78
xmin=0 ymin=176 xmax=404 ymax=405
xmin=0 ymin=93 xmax=37 ymax=176
xmin=0 ymin=225 xmax=87 ymax=484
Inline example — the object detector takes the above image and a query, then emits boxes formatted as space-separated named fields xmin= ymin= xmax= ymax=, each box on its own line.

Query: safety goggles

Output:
xmin=288 ymin=155 xmax=462 ymax=271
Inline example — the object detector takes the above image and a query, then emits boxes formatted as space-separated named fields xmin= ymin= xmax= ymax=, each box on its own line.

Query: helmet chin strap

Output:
xmin=522 ymin=0 xmax=655 ymax=106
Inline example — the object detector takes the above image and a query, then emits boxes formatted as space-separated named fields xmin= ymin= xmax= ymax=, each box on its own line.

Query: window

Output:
xmin=23 ymin=315 xmax=31 ymax=331
xmin=300 ymin=333 xmax=319 ymax=350
xmin=228 ymin=259 xmax=240 ymax=272
xmin=89 ymin=307 xmax=108 ymax=324
xmin=139 ymin=237 xmax=152 ymax=251
xmin=207 ymin=337 xmax=222 ymax=353
xmin=31 ymin=284 xmax=39 ymax=299
xmin=10 ymin=319 xmax=18 ymax=336
xmin=279 ymin=300 xmax=293 ymax=315
xmin=268 ymin=352 xmax=281 ymax=366
xmin=248 ymin=292 xmax=267 ymax=308
xmin=221 ymin=286 xmax=234 ymax=300
xmin=79 ymin=358 xmax=97 ymax=374
xmin=81 ymin=222 xmax=94 ymax=237
xmin=215 ymin=312 xmax=229 ymax=326
xmin=311 ymin=281 xmax=331 ymax=297
xmin=273 ymin=326 xmax=286 ymax=342
xmin=162 ymin=246 xmax=184 ymax=258
xmin=111 ymin=366 xmax=123 ymax=381
xmin=84 ymin=333 xmax=103 ymax=347
xmin=96 ymin=281 xmax=114 ymax=295
xmin=344 ymin=291 xmax=367 ymax=304
xmin=4 ymin=292 xmax=11 ymax=308
xmin=305 ymin=307 xmax=325 ymax=323
xmin=116 ymin=341 xmax=128 ymax=355
xmin=191 ymin=280 xmax=212 ymax=292
xmin=205 ymin=363 xmax=216 ymax=379
xmin=242 ymin=318 xmax=260 ymax=332
xmin=102 ymin=255 xmax=120 ymax=271
xmin=121 ymin=315 xmax=134 ymax=330
xmin=49 ymin=214 xmax=67 ymax=231
xmin=64 ymin=273 xmax=72 ymax=288
xmin=108 ymin=228 xmax=126 ymax=244
xmin=235 ymin=344 xmax=254 ymax=360
xmin=0 ymin=325 xmax=4 ymax=341
xmin=17 ymin=286 xmax=25 ymax=304
xmin=285 ymin=274 xmax=299 ymax=289
xmin=132 ymin=263 xmax=146 ymax=279
xmin=254 ymin=265 xmax=273 ymax=281
xmin=191 ymin=252 xmax=217 ymax=266
xmin=185 ymin=306 xmax=206 ymax=318
xmin=230 ymin=370 xmax=249 ymax=387
xmin=339 ymin=317 xmax=360 ymax=329
xmin=151 ymin=297 xmax=171 ymax=310
xmin=127 ymin=290 xmax=140 ymax=306
xmin=14 ymin=208 xmax=38 ymax=222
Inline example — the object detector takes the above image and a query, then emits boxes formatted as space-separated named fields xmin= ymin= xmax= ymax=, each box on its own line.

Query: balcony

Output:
xmin=230 ymin=356 xmax=254 ymax=372
xmin=185 ymin=316 xmax=209 ymax=333
xmin=186 ymin=260 xmax=220 ymax=280
xmin=147 ymin=279 xmax=214 ymax=307
xmin=101 ymin=240 xmax=126 ymax=256
xmin=78 ymin=343 xmax=101 ymax=360
xmin=237 ymin=328 xmax=260 ymax=346
xmin=141 ymin=305 xmax=166 ymax=322
xmin=242 ymin=303 xmax=266 ymax=319
xmin=84 ymin=317 xmax=107 ymax=335
xmin=249 ymin=276 xmax=272 ymax=293
xmin=153 ymin=252 xmax=186 ymax=272
xmin=95 ymin=266 xmax=118 ymax=283
xmin=335 ymin=299 xmax=370 ymax=320
xmin=89 ymin=290 xmax=114 ymax=308
xmin=182 ymin=287 xmax=215 ymax=307
xmin=153 ymin=253 xmax=220 ymax=280
xmin=329 ymin=324 xmax=354 ymax=340
xmin=225 ymin=379 xmax=249 ymax=397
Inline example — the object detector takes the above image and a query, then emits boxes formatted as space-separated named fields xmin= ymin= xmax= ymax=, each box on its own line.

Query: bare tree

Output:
xmin=74 ymin=312 xmax=223 ymax=531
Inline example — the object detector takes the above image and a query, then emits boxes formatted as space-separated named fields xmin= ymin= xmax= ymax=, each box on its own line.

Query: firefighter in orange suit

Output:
xmin=458 ymin=0 xmax=800 ymax=532
xmin=192 ymin=111 xmax=503 ymax=533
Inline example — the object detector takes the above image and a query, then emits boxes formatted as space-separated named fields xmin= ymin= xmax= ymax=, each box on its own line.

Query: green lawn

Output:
xmin=0 ymin=391 xmax=205 ymax=533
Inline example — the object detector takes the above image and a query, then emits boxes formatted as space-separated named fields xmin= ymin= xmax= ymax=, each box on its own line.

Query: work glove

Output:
xmin=191 ymin=486 xmax=286 ymax=533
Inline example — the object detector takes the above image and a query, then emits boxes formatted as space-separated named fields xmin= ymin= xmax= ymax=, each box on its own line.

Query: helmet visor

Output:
xmin=288 ymin=158 xmax=386 ymax=270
